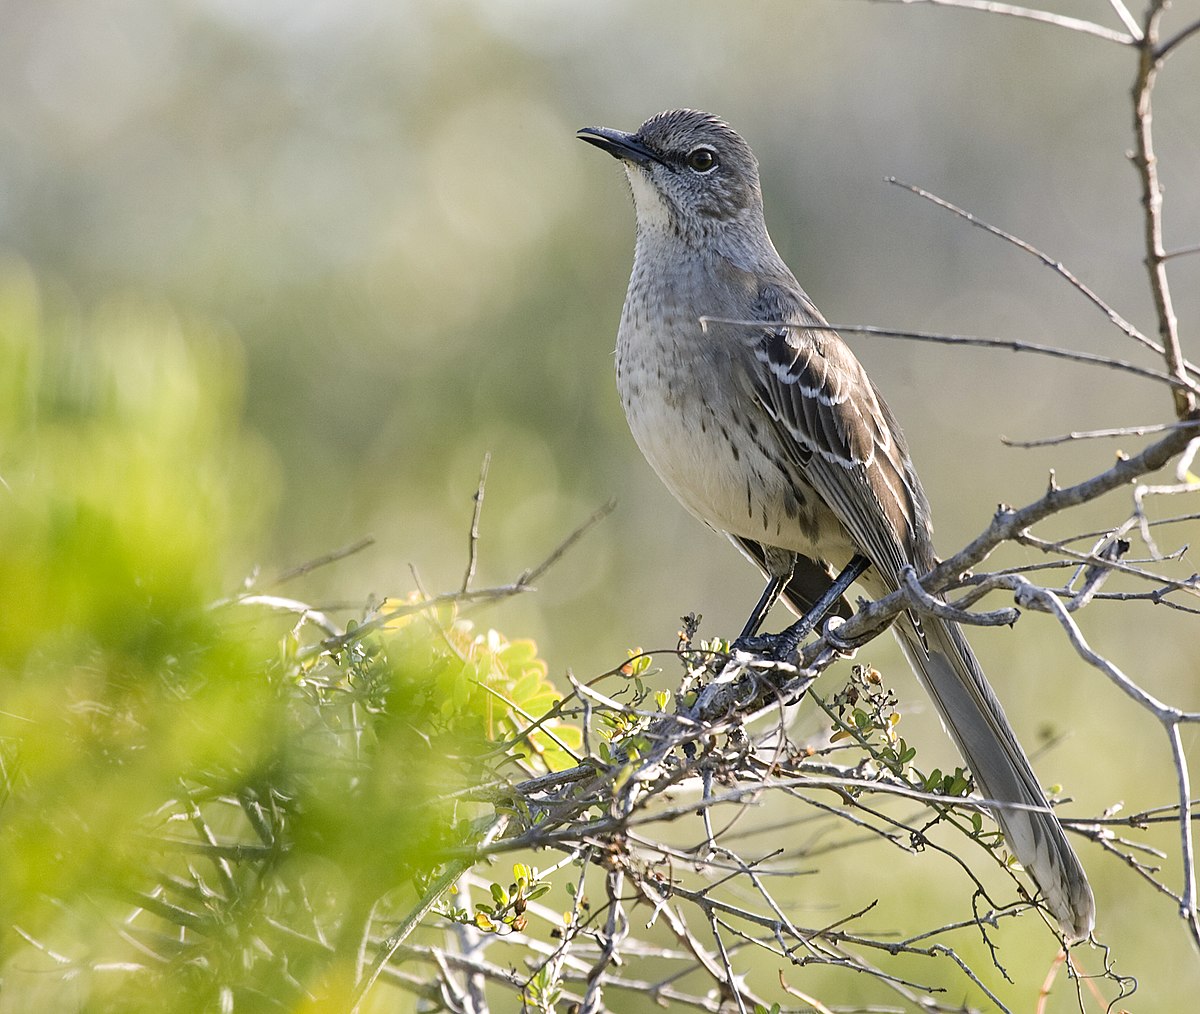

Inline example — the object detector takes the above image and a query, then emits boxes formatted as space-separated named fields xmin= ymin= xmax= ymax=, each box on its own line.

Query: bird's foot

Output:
xmin=729 ymin=629 xmax=803 ymax=661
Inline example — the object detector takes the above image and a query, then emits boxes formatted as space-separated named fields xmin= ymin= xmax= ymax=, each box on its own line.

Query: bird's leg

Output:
xmin=734 ymin=554 xmax=871 ymax=659
xmin=736 ymin=573 xmax=790 ymax=642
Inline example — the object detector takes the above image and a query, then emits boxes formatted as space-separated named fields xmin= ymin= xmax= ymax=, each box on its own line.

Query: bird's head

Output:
xmin=578 ymin=109 xmax=767 ymax=251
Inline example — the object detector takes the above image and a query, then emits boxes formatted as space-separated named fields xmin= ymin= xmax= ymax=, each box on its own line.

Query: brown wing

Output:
xmin=741 ymin=280 xmax=935 ymax=585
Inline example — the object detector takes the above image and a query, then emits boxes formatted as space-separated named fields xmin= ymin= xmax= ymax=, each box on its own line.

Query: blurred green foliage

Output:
xmin=0 ymin=266 xmax=578 ymax=1010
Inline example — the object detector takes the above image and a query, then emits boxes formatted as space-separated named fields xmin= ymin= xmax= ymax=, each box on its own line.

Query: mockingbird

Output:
xmin=578 ymin=108 xmax=1094 ymax=941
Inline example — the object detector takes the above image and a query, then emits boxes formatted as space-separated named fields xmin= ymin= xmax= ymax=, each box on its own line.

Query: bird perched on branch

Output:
xmin=578 ymin=108 xmax=1094 ymax=941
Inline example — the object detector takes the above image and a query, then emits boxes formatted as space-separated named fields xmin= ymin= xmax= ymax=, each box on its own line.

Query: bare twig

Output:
xmin=867 ymin=0 xmax=1136 ymax=45
xmin=1156 ymin=16 xmax=1200 ymax=60
xmin=1001 ymin=419 xmax=1200 ymax=448
xmin=699 ymin=316 xmax=1200 ymax=394
xmin=463 ymin=453 xmax=491 ymax=593
xmin=270 ymin=537 xmax=376 ymax=587
xmin=1132 ymin=1 xmax=1196 ymax=418
xmin=518 ymin=498 xmax=617 ymax=589
xmin=223 ymin=594 xmax=344 ymax=637
xmin=351 ymin=816 xmax=510 ymax=1012
xmin=979 ymin=573 xmax=1200 ymax=950
xmin=885 ymin=178 xmax=1187 ymax=369
xmin=304 ymin=500 xmax=615 ymax=659
xmin=1165 ymin=242 xmax=1200 ymax=261
xmin=580 ymin=867 xmax=629 ymax=1014
xmin=1107 ymin=0 xmax=1142 ymax=40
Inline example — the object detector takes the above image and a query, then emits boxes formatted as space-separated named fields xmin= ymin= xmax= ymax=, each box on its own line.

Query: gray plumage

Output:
xmin=579 ymin=108 xmax=1094 ymax=941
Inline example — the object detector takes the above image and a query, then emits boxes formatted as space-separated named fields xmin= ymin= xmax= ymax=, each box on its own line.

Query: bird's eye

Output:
xmin=686 ymin=147 xmax=718 ymax=173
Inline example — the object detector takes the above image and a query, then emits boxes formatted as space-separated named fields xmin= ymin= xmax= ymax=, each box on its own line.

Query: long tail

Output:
xmin=893 ymin=614 xmax=1095 ymax=941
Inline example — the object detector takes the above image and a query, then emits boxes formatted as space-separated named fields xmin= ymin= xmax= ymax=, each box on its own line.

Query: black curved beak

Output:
xmin=576 ymin=126 xmax=664 ymax=167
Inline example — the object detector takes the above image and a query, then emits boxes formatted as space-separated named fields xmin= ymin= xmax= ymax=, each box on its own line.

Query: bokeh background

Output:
xmin=3 ymin=0 xmax=1199 ymax=1008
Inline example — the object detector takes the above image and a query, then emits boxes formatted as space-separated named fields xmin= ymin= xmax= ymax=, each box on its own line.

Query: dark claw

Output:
xmin=730 ymin=630 xmax=799 ymax=660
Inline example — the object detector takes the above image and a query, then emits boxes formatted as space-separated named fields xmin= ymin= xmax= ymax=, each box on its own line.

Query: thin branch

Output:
xmin=866 ymin=0 xmax=1136 ymax=45
xmin=224 ymin=594 xmax=344 ymax=637
xmin=462 ymin=452 xmax=491 ymax=593
xmin=1165 ymin=242 xmax=1200 ymax=261
xmin=270 ymin=537 xmax=376 ymax=587
xmin=350 ymin=815 xmax=509 ymax=1011
xmin=305 ymin=500 xmax=615 ymax=659
xmin=1001 ymin=419 xmax=1200 ymax=448
xmin=998 ymin=575 xmax=1200 ymax=949
xmin=707 ymin=911 xmax=749 ymax=1014
xmin=580 ymin=867 xmax=629 ymax=1014
xmin=699 ymin=316 xmax=1200 ymax=394
xmin=786 ymin=421 xmax=1199 ymax=671
xmin=1132 ymin=1 xmax=1196 ymax=418
xmin=1156 ymin=16 xmax=1200 ymax=60
xmin=1167 ymin=722 xmax=1200 ymax=950
xmin=518 ymin=498 xmax=617 ymax=588
xmin=631 ymin=877 xmax=769 ymax=1007
xmin=1008 ymin=533 xmax=1195 ymax=603
xmin=885 ymin=178 xmax=1184 ymax=369
xmin=930 ymin=424 xmax=1197 ymax=591
xmin=1107 ymin=0 xmax=1142 ymax=40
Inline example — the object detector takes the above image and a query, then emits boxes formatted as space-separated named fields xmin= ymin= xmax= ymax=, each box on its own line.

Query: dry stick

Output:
xmin=227 ymin=594 xmax=344 ymax=637
xmin=269 ymin=536 xmax=376 ymax=587
xmin=580 ymin=867 xmax=628 ymax=1014
xmin=1007 ymin=533 xmax=1196 ymax=603
xmin=496 ymin=768 xmax=1071 ymax=870
xmin=484 ymin=664 xmax=1093 ymax=997
xmin=1093 ymin=830 xmax=1182 ymax=903
xmin=451 ymin=882 xmax=492 ymax=1014
xmin=377 ymin=941 xmax=529 ymax=993
xmin=1165 ymin=242 xmax=1200 ymax=261
xmin=1002 ymin=419 xmax=1200 ymax=448
xmin=781 ymin=422 xmax=1200 ymax=671
xmin=350 ymin=814 xmax=510 ymax=1012
xmin=1030 ymin=508 xmax=1200 ymax=550
xmin=462 ymin=452 xmax=491 ymax=593
xmin=524 ymin=849 xmax=592 ymax=1004
xmin=870 ymin=0 xmax=1136 ymax=45
xmin=885 ymin=178 xmax=1189 ymax=370
xmin=814 ymin=560 xmax=1200 ymax=948
xmin=1106 ymin=0 xmax=1143 ymax=40
xmin=633 ymin=877 xmax=769 ymax=1009
xmin=1133 ymin=2 xmax=1196 ymax=419
xmin=1156 ymin=16 xmax=1200 ymax=60
xmin=925 ymin=423 xmax=1196 ymax=596
xmin=999 ymin=575 xmax=1200 ymax=950
xmin=777 ymin=974 xmax=838 ymax=1014
xmin=476 ymin=679 xmax=584 ymax=766
xmin=303 ymin=500 xmax=615 ymax=659
xmin=699 ymin=316 xmax=1199 ymax=394
xmin=707 ymin=911 xmax=749 ymax=1014
xmin=1132 ymin=440 xmax=1200 ymax=557
xmin=516 ymin=498 xmax=616 ymax=588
